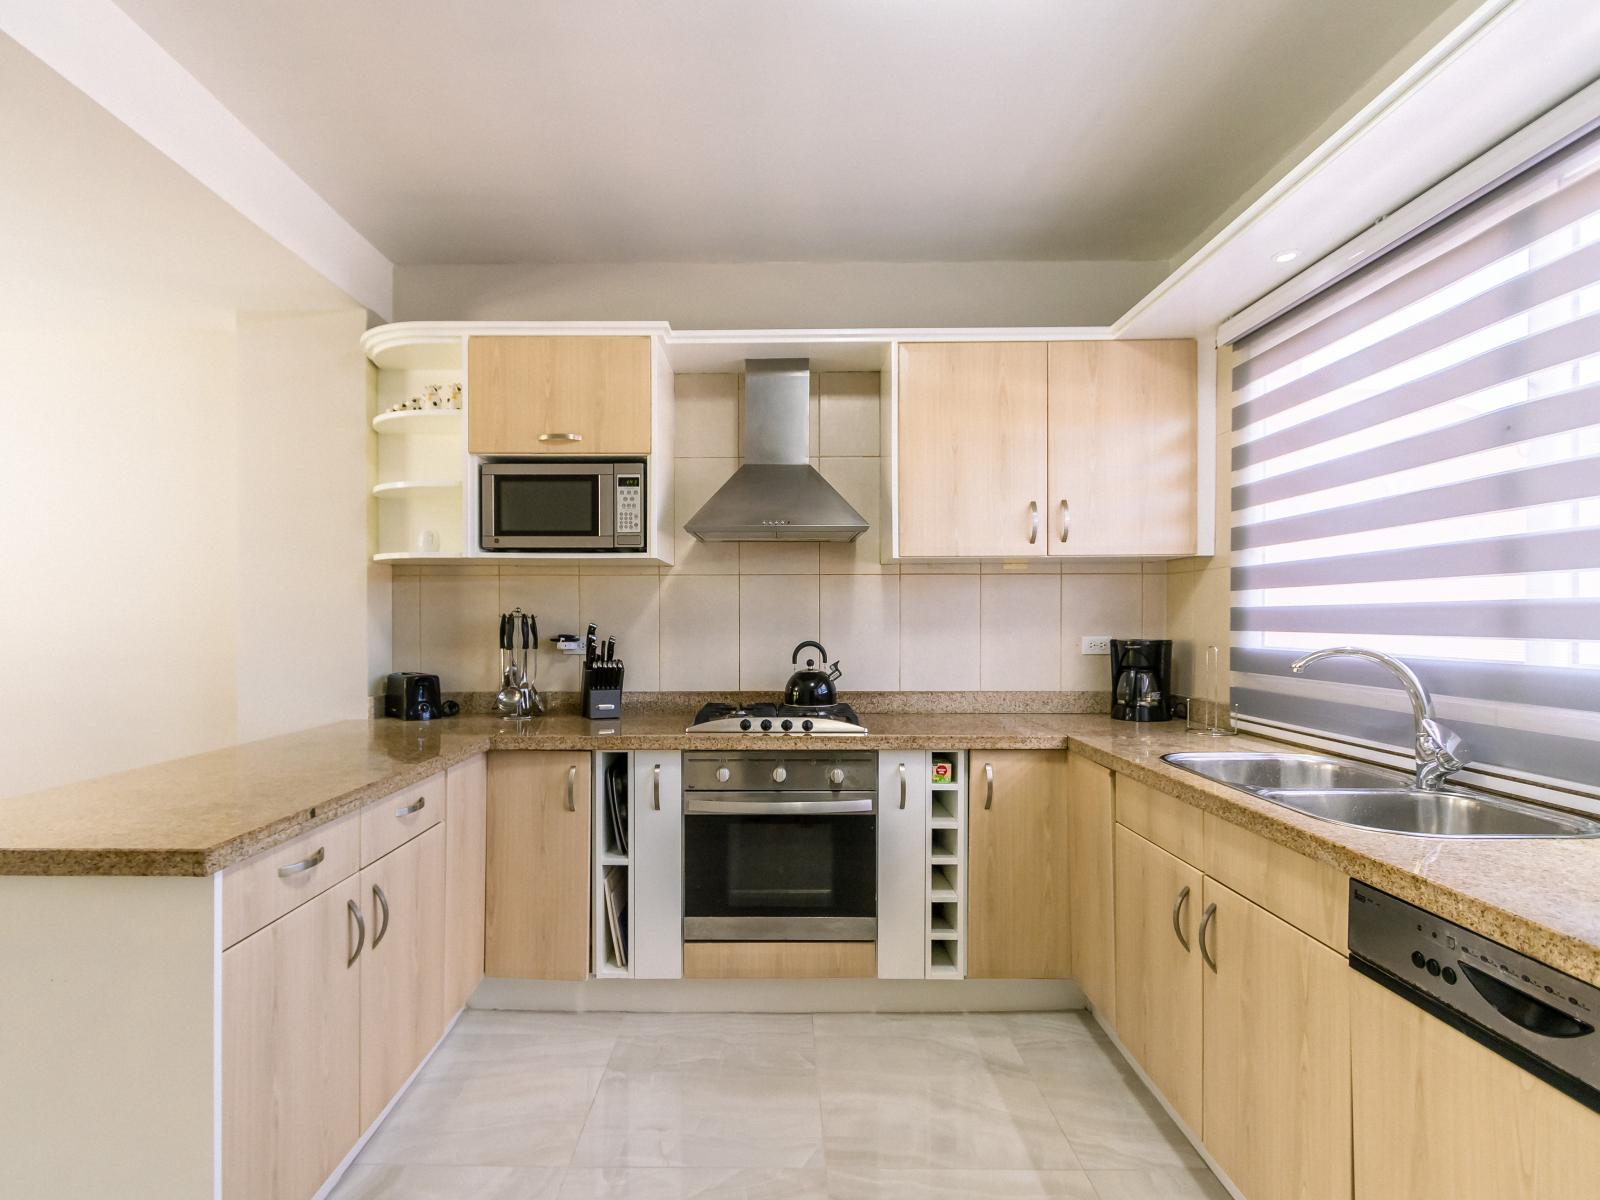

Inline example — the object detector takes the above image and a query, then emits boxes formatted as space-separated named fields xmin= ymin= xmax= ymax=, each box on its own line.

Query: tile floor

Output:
xmin=334 ymin=1010 xmax=1229 ymax=1200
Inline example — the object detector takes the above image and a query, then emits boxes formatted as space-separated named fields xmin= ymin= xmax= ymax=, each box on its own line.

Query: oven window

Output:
xmin=684 ymin=813 xmax=876 ymax=920
xmin=494 ymin=475 xmax=599 ymax=536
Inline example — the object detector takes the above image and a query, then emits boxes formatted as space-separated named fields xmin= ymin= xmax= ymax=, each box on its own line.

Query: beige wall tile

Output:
xmin=821 ymin=575 xmax=900 ymax=691
xmin=391 ymin=574 xmax=420 ymax=673
xmin=1060 ymin=574 xmax=1143 ymax=690
xmin=499 ymin=573 xmax=582 ymax=692
xmin=1058 ymin=558 xmax=1142 ymax=574
xmin=418 ymin=573 xmax=501 ymax=691
xmin=578 ymin=573 xmax=661 ymax=691
xmin=669 ymin=458 xmax=740 ymax=574
xmin=1141 ymin=573 xmax=1168 ymax=638
xmin=899 ymin=575 xmax=980 ymax=691
xmin=1166 ymin=564 xmax=1231 ymax=695
xmin=818 ymin=372 xmax=880 ymax=457
xmin=901 ymin=559 xmax=980 ymax=575
xmin=660 ymin=575 xmax=740 ymax=691
xmin=818 ymin=457 xmax=892 ymax=574
xmin=980 ymin=574 xmax=1062 ymax=690
xmin=674 ymin=373 xmax=740 ymax=458
xmin=981 ymin=559 xmax=1061 ymax=574
xmin=739 ymin=574 xmax=820 ymax=690
xmin=740 ymin=541 xmax=820 ymax=574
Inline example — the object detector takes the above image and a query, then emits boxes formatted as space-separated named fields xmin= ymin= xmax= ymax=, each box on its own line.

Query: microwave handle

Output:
xmin=538 ymin=432 xmax=584 ymax=442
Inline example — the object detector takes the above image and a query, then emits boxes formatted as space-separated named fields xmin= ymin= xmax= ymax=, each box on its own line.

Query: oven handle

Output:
xmin=684 ymin=795 xmax=875 ymax=816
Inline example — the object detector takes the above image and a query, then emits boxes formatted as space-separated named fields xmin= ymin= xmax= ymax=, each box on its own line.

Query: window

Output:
xmin=1228 ymin=128 xmax=1600 ymax=795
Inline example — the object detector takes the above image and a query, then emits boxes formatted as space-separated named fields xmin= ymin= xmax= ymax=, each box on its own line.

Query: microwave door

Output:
xmin=483 ymin=468 xmax=612 ymax=550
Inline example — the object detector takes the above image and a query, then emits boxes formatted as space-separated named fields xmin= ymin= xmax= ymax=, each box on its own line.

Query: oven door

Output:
xmin=480 ymin=462 xmax=613 ymax=550
xmin=683 ymin=794 xmax=877 ymax=941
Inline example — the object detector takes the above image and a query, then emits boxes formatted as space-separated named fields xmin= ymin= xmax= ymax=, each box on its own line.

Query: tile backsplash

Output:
xmin=391 ymin=372 xmax=1168 ymax=695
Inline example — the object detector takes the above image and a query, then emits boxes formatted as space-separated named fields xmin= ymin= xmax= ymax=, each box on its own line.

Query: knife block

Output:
xmin=582 ymin=661 xmax=624 ymax=720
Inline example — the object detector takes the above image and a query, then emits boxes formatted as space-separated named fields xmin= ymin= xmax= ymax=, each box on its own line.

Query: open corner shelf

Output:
xmin=372 ymin=409 xmax=464 ymax=435
xmin=372 ymin=479 xmax=462 ymax=497
xmin=371 ymin=551 xmax=465 ymax=563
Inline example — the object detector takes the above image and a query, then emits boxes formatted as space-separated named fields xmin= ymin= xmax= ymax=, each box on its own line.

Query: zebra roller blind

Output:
xmin=1228 ymin=127 xmax=1600 ymax=793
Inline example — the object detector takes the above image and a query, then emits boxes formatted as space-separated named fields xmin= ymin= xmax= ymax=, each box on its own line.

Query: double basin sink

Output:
xmin=1162 ymin=752 xmax=1600 ymax=839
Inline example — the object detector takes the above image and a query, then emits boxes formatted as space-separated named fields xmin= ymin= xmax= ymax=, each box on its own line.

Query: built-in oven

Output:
xmin=682 ymin=750 xmax=876 ymax=942
xmin=479 ymin=459 xmax=645 ymax=551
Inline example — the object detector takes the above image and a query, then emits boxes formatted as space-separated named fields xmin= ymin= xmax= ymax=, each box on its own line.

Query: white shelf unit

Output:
xmin=592 ymin=751 xmax=634 ymax=979
xmin=926 ymin=751 xmax=968 ymax=978
xmin=368 ymin=336 xmax=469 ymax=560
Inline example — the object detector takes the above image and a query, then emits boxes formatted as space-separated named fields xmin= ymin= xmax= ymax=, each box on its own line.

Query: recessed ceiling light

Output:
xmin=1273 ymin=250 xmax=1300 ymax=264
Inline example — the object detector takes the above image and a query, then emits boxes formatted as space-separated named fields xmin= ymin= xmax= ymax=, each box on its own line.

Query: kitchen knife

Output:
xmin=604 ymin=636 xmax=615 ymax=661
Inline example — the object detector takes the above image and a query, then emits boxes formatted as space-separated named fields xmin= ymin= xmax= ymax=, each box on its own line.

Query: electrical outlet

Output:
xmin=1081 ymin=635 xmax=1112 ymax=655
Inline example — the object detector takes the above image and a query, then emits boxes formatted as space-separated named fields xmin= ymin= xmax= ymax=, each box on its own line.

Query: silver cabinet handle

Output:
xmin=983 ymin=761 xmax=994 ymax=810
xmin=1059 ymin=499 xmax=1070 ymax=543
xmin=347 ymin=898 xmax=365 ymax=967
xmin=372 ymin=884 xmax=391 ymax=948
xmin=566 ymin=764 xmax=578 ymax=812
xmin=1027 ymin=501 xmax=1039 ymax=544
xmin=1199 ymin=902 xmax=1218 ymax=971
xmin=395 ymin=795 xmax=426 ymax=817
xmin=277 ymin=846 xmax=325 ymax=878
xmin=538 ymin=432 xmax=583 ymax=442
xmin=652 ymin=763 xmax=661 ymax=811
xmin=1171 ymin=885 xmax=1191 ymax=950
xmin=898 ymin=762 xmax=907 ymax=810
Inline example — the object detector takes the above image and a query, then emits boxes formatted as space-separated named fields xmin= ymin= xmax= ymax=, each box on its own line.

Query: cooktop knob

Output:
xmin=739 ymin=718 xmax=752 ymax=731
xmin=772 ymin=766 xmax=788 ymax=783
xmin=829 ymin=768 xmax=845 ymax=785
xmin=716 ymin=767 xmax=731 ymax=783
xmin=780 ymin=719 xmax=793 ymax=731
xmin=760 ymin=719 xmax=773 ymax=731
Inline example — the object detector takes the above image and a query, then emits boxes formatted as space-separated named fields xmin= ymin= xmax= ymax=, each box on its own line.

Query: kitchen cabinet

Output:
xmin=1351 ymin=971 xmax=1600 ymax=1200
xmin=1202 ymin=877 xmax=1351 ymax=1200
xmin=1046 ymin=340 xmax=1196 ymax=556
xmin=683 ymin=941 xmax=876 ymax=979
xmin=358 ymin=825 xmax=446 ymax=1128
xmin=877 ymin=751 xmax=930 ymax=980
xmin=1113 ymin=824 xmax=1203 ymax=1130
xmin=443 ymin=754 xmax=488 ymax=1016
xmin=631 ymin=751 xmax=683 ymax=980
xmin=967 ymin=750 xmax=1070 ymax=978
xmin=485 ymin=750 xmax=592 ymax=980
xmin=895 ymin=341 xmax=1049 ymax=557
xmin=222 ymin=873 xmax=362 ymax=1200
xmin=468 ymin=334 xmax=652 ymax=455
xmin=1066 ymin=753 xmax=1115 ymax=1014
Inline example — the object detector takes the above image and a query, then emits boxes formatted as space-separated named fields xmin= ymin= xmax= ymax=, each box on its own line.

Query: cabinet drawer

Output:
xmin=1203 ymin=813 xmax=1347 ymax=952
xmin=361 ymin=772 xmax=445 ymax=867
xmin=221 ymin=813 xmax=360 ymax=948
xmin=1115 ymin=774 xmax=1203 ymax=867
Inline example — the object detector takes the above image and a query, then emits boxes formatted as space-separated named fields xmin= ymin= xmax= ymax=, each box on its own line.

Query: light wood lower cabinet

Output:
xmin=631 ymin=751 xmax=683 ymax=980
xmin=485 ymin=751 xmax=592 ymax=980
xmin=877 ymin=751 xmax=930 ymax=980
xmin=967 ymin=751 xmax=1070 ymax=979
xmin=222 ymin=873 xmax=362 ymax=1200
xmin=1201 ymin=877 xmax=1351 ymax=1200
xmin=1066 ymin=754 xmax=1115 ymax=1013
xmin=683 ymin=941 xmax=875 ymax=979
xmin=443 ymin=754 xmax=488 ymax=1017
xmin=1351 ymin=971 xmax=1600 ymax=1200
xmin=1113 ymin=824 xmax=1203 ymax=1131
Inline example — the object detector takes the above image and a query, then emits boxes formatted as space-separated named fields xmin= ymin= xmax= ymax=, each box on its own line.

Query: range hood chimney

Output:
xmin=683 ymin=359 xmax=868 ymax=542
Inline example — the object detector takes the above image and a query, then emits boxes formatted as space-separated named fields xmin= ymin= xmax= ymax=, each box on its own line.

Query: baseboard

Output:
xmin=471 ymin=976 xmax=1084 ymax=1013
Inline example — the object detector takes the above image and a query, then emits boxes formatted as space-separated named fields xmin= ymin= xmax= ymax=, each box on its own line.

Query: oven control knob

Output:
xmin=739 ymin=719 xmax=751 ymax=731
xmin=802 ymin=720 xmax=813 ymax=732
xmin=780 ymin=719 xmax=793 ymax=731
xmin=829 ymin=768 xmax=845 ymax=785
xmin=772 ymin=766 xmax=787 ymax=783
xmin=760 ymin=719 xmax=773 ymax=731
xmin=716 ymin=767 xmax=731 ymax=783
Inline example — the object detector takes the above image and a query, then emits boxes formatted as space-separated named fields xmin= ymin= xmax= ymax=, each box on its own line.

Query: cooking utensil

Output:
xmin=784 ymin=640 xmax=842 ymax=706
xmin=496 ymin=612 xmax=524 ymax=716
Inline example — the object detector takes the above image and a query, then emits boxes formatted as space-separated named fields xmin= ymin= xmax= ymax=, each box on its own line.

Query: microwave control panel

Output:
xmin=614 ymin=470 xmax=644 ymax=546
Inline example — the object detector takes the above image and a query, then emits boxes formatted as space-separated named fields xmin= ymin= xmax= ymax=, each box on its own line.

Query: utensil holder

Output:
xmin=583 ymin=660 xmax=624 ymax=720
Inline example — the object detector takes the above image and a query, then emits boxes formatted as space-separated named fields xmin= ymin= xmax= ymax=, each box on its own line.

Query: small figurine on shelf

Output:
xmin=448 ymin=382 xmax=463 ymax=409
xmin=425 ymin=384 xmax=447 ymax=409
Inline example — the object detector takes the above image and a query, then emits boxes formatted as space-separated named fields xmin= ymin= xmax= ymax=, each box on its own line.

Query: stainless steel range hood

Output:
xmin=684 ymin=359 xmax=868 ymax=542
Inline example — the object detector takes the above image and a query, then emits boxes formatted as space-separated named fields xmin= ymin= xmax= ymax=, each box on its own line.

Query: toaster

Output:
xmin=384 ymin=672 xmax=458 ymax=721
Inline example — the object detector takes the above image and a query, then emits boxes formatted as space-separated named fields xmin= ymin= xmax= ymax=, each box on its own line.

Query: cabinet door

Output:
xmin=967 ymin=751 xmax=1069 ymax=978
xmin=1113 ymin=825 xmax=1203 ymax=1130
xmin=896 ymin=342 xmax=1048 ymax=557
xmin=468 ymin=335 xmax=652 ymax=454
xmin=632 ymin=751 xmax=683 ymax=980
xmin=359 ymin=825 xmax=446 ymax=1128
xmin=1066 ymin=754 xmax=1115 ymax=1015
xmin=1047 ymin=340 xmax=1196 ymax=556
xmin=443 ymin=754 xmax=488 ymax=1017
xmin=1202 ymin=878 xmax=1351 ymax=1200
xmin=877 ymin=751 xmax=930 ymax=979
xmin=222 ymin=873 xmax=362 ymax=1200
xmin=1352 ymin=971 xmax=1600 ymax=1200
xmin=485 ymin=751 xmax=592 ymax=980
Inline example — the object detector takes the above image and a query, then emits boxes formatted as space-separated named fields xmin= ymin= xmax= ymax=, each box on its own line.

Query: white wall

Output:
xmin=394 ymin=261 xmax=1169 ymax=329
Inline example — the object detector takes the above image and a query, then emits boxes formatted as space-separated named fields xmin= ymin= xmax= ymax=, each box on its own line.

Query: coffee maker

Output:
xmin=1110 ymin=639 xmax=1173 ymax=722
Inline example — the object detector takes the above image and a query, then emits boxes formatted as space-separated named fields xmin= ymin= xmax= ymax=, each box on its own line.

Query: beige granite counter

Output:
xmin=5 ymin=711 xmax=1600 ymax=987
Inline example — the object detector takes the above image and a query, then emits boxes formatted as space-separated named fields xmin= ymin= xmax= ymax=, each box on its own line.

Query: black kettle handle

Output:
xmin=792 ymin=639 xmax=829 ymax=665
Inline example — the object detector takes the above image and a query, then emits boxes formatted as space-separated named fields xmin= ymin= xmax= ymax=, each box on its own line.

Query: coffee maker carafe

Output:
xmin=1110 ymin=639 xmax=1173 ymax=722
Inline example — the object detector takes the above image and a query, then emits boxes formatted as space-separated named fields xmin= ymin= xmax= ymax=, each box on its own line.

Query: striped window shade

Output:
xmin=1228 ymin=128 xmax=1600 ymax=796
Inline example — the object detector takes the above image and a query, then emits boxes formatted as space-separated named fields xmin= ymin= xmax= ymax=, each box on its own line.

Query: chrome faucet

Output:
xmin=1290 ymin=647 xmax=1467 ymax=790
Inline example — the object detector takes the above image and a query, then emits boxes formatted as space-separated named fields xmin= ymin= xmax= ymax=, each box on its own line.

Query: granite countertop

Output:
xmin=5 ymin=710 xmax=1599 ymax=987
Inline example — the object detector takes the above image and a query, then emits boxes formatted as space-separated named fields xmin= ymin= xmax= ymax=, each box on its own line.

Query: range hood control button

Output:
xmin=772 ymin=767 xmax=788 ymax=783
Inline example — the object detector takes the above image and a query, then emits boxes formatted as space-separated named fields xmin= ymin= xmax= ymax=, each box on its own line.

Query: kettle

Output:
xmin=784 ymin=640 xmax=842 ymax=706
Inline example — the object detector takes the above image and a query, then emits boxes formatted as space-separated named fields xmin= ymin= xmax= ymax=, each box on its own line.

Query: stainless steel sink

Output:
xmin=1162 ymin=751 xmax=1600 ymax=839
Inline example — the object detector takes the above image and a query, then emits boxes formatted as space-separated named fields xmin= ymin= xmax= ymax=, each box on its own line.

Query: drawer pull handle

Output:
xmin=1171 ymin=885 xmax=1191 ymax=951
xmin=277 ymin=846 xmax=325 ymax=877
xmin=1199 ymin=902 xmax=1218 ymax=971
xmin=652 ymin=763 xmax=662 ymax=811
xmin=395 ymin=796 xmax=426 ymax=817
xmin=1059 ymin=499 xmax=1070 ymax=543
xmin=1027 ymin=501 xmax=1039 ymax=545
xmin=538 ymin=432 xmax=584 ymax=443
xmin=898 ymin=762 xmax=907 ymax=810
xmin=372 ymin=884 xmax=391 ymax=948
xmin=983 ymin=761 xmax=994 ymax=810
xmin=347 ymin=898 xmax=365 ymax=967
xmin=566 ymin=764 xmax=578 ymax=812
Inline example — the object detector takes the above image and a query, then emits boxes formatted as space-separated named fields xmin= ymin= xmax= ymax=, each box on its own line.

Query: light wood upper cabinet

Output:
xmin=1114 ymin=824 xmax=1203 ymax=1131
xmin=468 ymin=335 xmax=652 ymax=454
xmin=443 ymin=754 xmax=488 ymax=1016
xmin=1066 ymin=754 xmax=1116 ymax=1015
xmin=1351 ymin=971 xmax=1600 ymax=1200
xmin=485 ymin=751 xmax=592 ymax=980
xmin=896 ymin=342 xmax=1049 ymax=558
xmin=1047 ymin=340 xmax=1196 ymax=556
xmin=1202 ymin=877 xmax=1351 ymax=1200
xmin=222 ymin=873 xmax=362 ymax=1200
xmin=967 ymin=750 xmax=1070 ymax=978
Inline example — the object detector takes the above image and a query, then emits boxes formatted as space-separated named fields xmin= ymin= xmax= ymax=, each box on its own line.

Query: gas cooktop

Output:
xmin=686 ymin=702 xmax=867 ymax=736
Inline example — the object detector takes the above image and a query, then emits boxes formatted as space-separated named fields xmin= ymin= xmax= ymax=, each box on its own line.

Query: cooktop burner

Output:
xmin=686 ymin=701 xmax=867 ymax=735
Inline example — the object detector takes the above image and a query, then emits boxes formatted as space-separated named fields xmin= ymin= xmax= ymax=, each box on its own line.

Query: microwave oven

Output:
xmin=479 ymin=459 xmax=646 ymax=551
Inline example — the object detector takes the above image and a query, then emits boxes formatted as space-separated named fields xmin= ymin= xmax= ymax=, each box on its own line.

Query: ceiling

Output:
xmin=112 ymin=0 xmax=1459 ymax=266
